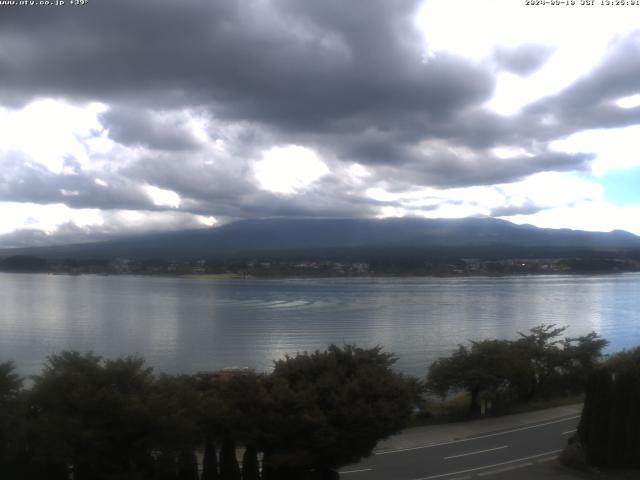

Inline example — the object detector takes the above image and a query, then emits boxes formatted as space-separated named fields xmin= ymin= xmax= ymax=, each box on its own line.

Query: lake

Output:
xmin=1 ymin=272 xmax=639 ymax=377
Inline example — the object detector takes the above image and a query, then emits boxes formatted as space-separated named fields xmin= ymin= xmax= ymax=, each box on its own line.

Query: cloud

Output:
xmin=99 ymin=107 xmax=204 ymax=151
xmin=0 ymin=208 xmax=217 ymax=248
xmin=0 ymin=154 xmax=155 ymax=210
xmin=1 ymin=1 xmax=640 ymax=246
xmin=490 ymin=202 xmax=545 ymax=218
xmin=493 ymin=44 xmax=555 ymax=76
xmin=371 ymin=145 xmax=593 ymax=189
xmin=524 ymin=33 xmax=640 ymax=132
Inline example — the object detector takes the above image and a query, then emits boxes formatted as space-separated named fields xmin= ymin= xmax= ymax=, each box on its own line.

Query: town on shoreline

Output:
xmin=1 ymin=254 xmax=640 ymax=277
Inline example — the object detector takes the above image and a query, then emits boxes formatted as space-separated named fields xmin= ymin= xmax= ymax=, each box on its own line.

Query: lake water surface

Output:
xmin=1 ymin=272 xmax=639 ymax=377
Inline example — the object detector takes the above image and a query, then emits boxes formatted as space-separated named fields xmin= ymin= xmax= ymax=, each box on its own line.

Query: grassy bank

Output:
xmin=181 ymin=273 xmax=255 ymax=280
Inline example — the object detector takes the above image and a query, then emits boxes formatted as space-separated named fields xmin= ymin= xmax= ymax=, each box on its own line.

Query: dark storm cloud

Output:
xmin=2 ymin=0 xmax=640 ymax=246
xmin=99 ymin=107 xmax=203 ymax=151
xmin=376 ymin=149 xmax=593 ymax=189
xmin=493 ymin=44 xmax=555 ymax=76
xmin=0 ymin=0 xmax=494 ymax=135
xmin=0 ymin=155 xmax=154 ymax=210
xmin=182 ymin=188 xmax=384 ymax=220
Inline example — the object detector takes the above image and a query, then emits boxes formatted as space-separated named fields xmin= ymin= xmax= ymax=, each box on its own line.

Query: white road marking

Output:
xmin=411 ymin=449 xmax=562 ymax=480
xmin=444 ymin=445 xmax=508 ymax=460
xmin=477 ymin=461 xmax=533 ymax=477
xmin=536 ymin=456 xmax=558 ymax=464
xmin=340 ymin=468 xmax=373 ymax=474
xmin=562 ymin=429 xmax=577 ymax=435
xmin=376 ymin=416 xmax=579 ymax=455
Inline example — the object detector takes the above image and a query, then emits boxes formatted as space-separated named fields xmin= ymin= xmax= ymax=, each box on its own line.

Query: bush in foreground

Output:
xmin=0 ymin=345 xmax=415 ymax=480
xmin=576 ymin=347 xmax=640 ymax=469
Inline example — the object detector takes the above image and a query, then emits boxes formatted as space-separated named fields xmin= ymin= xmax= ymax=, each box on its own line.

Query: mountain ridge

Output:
xmin=1 ymin=217 xmax=640 ymax=261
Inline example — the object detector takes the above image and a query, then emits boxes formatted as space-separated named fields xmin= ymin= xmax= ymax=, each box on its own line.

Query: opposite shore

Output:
xmin=2 ymin=254 xmax=640 ymax=278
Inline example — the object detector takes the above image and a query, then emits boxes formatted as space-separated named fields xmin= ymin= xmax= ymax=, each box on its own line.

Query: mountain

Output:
xmin=2 ymin=217 xmax=640 ymax=260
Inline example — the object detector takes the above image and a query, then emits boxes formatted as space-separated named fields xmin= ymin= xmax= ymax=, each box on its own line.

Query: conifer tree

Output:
xmin=202 ymin=436 xmax=220 ymax=480
xmin=219 ymin=434 xmax=241 ymax=480
xmin=241 ymin=445 xmax=260 ymax=480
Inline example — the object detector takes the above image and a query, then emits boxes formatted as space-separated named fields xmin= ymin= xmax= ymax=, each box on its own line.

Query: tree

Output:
xmin=515 ymin=324 xmax=568 ymax=399
xmin=29 ymin=352 xmax=157 ymax=480
xmin=241 ymin=445 xmax=260 ymax=480
xmin=148 ymin=374 xmax=203 ymax=480
xmin=0 ymin=362 xmax=25 ymax=478
xmin=427 ymin=340 xmax=522 ymax=415
xmin=198 ymin=370 xmax=267 ymax=480
xmin=219 ymin=433 xmax=241 ymax=480
xmin=562 ymin=332 xmax=608 ymax=390
xmin=425 ymin=325 xmax=596 ymax=413
xmin=577 ymin=347 xmax=640 ymax=468
xmin=201 ymin=435 xmax=220 ymax=480
xmin=261 ymin=345 xmax=414 ymax=478
xmin=177 ymin=449 xmax=199 ymax=480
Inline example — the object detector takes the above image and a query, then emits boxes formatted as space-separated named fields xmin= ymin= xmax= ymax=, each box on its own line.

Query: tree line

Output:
xmin=426 ymin=324 xmax=608 ymax=415
xmin=0 ymin=325 xmax=621 ymax=478
xmin=0 ymin=346 xmax=415 ymax=480
xmin=576 ymin=346 xmax=640 ymax=469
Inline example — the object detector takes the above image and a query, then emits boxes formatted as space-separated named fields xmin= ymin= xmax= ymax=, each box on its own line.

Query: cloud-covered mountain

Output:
xmin=2 ymin=1 xmax=640 ymax=242
xmin=3 ymin=217 xmax=639 ymax=261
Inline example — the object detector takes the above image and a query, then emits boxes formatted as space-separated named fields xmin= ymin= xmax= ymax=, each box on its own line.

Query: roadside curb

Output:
xmin=374 ymin=404 xmax=583 ymax=453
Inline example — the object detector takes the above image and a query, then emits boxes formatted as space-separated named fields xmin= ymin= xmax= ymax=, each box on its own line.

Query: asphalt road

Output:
xmin=339 ymin=414 xmax=580 ymax=480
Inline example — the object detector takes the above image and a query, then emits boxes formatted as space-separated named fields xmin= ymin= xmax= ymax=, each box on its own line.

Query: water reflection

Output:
xmin=1 ymin=273 xmax=639 ymax=377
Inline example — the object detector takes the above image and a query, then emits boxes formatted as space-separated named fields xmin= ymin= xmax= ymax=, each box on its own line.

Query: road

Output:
xmin=339 ymin=413 xmax=580 ymax=480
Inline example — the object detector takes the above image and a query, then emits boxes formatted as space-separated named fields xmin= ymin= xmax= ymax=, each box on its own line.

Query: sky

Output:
xmin=1 ymin=0 xmax=640 ymax=248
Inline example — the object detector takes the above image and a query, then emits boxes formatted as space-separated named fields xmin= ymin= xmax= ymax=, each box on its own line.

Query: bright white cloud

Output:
xmin=508 ymin=201 xmax=640 ymax=236
xmin=492 ymin=146 xmax=533 ymax=159
xmin=0 ymin=100 xmax=107 ymax=174
xmin=253 ymin=145 xmax=330 ymax=194
xmin=497 ymin=171 xmax=603 ymax=207
xmin=377 ymin=206 xmax=408 ymax=218
xmin=0 ymin=202 xmax=104 ymax=235
xmin=0 ymin=201 xmax=218 ymax=243
xmin=365 ymin=169 xmax=637 ymax=234
xmin=143 ymin=184 xmax=181 ymax=209
xmin=367 ymin=171 xmax=603 ymax=220
xmin=417 ymin=0 xmax=640 ymax=114
xmin=615 ymin=94 xmax=640 ymax=109
xmin=346 ymin=163 xmax=372 ymax=185
xmin=551 ymin=126 xmax=640 ymax=175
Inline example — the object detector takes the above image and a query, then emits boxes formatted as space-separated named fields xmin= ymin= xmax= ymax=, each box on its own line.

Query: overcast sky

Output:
xmin=1 ymin=0 xmax=640 ymax=247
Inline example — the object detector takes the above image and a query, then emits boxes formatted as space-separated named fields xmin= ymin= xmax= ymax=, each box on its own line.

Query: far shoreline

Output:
xmin=2 ymin=270 xmax=640 ymax=280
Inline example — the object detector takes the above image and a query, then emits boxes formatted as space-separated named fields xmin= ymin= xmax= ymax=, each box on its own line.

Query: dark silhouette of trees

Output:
xmin=28 ymin=352 xmax=157 ymax=480
xmin=261 ymin=345 xmax=414 ymax=478
xmin=515 ymin=324 xmax=568 ymax=399
xmin=0 ymin=362 xmax=24 ymax=478
xmin=562 ymin=332 xmax=609 ymax=391
xmin=577 ymin=347 xmax=640 ymax=468
xmin=427 ymin=325 xmax=608 ymax=415
xmin=201 ymin=435 xmax=220 ymax=480
xmin=241 ymin=445 xmax=260 ymax=480
xmin=197 ymin=369 xmax=267 ymax=480
xmin=3 ymin=334 xmax=610 ymax=479
xmin=427 ymin=340 xmax=519 ymax=415
xmin=219 ymin=434 xmax=241 ymax=480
